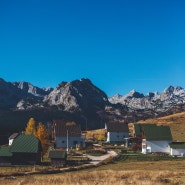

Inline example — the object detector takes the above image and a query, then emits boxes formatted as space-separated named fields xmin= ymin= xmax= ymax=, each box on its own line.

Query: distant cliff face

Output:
xmin=0 ymin=78 xmax=23 ymax=109
xmin=12 ymin=81 xmax=53 ymax=98
xmin=109 ymin=86 xmax=185 ymax=112
xmin=44 ymin=78 xmax=109 ymax=111
xmin=0 ymin=78 xmax=53 ymax=109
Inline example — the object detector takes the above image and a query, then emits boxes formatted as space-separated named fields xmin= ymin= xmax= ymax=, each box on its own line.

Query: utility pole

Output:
xmin=66 ymin=129 xmax=69 ymax=152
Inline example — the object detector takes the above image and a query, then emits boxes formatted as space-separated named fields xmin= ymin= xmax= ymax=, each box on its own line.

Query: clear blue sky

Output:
xmin=0 ymin=0 xmax=185 ymax=97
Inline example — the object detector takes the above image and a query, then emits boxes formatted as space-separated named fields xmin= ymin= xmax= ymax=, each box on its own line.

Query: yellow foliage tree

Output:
xmin=97 ymin=134 xmax=104 ymax=141
xmin=37 ymin=122 xmax=50 ymax=155
xmin=25 ymin=117 xmax=37 ymax=136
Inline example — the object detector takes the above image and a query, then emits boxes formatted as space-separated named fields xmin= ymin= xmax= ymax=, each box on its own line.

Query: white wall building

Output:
xmin=53 ymin=120 xmax=85 ymax=149
xmin=142 ymin=139 xmax=171 ymax=154
xmin=105 ymin=122 xmax=129 ymax=144
xmin=170 ymin=142 xmax=185 ymax=156
xmin=139 ymin=125 xmax=173 ymax=154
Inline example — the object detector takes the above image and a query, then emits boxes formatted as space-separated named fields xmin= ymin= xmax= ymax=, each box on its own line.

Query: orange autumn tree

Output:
xmin=25 ymin=118 xmax=50 ymax=156
xmin=25 ymin=117 xmax=37 ymax=136
xmin=37 ymin=122 xmax=50 ymax=155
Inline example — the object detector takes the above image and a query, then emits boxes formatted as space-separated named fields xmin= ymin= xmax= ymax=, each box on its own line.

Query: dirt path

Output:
xmin=87 ymin=150 xmax=118 ymax=165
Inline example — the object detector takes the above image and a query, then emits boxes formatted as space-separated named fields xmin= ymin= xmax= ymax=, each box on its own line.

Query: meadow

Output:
xmin=1 ymin=160 xmax=185 ymax=184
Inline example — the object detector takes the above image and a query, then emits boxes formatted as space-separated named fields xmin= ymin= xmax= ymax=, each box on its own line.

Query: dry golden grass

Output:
xmin=1 ymin=169 xmax=185 ymax=185
xmin=136 ymin=112 xmax=185 ymax=141
xmin=1 ymin=160 xmax=185 ymax=184
xmin=86 ymin=129 xmax=105 ymax=140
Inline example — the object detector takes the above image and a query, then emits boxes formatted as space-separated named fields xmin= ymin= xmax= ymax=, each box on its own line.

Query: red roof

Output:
xmin=53 ymin=120 xmax=82 ymax=137
xmin=106 ymin=122 xmax=129 ymax=132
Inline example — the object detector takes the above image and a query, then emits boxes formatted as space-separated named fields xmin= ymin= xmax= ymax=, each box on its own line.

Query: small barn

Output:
xmin=105 ymin=122 xmax=129 ymax=144
xmin=170 ymin=142 xmax=185 ymax=156
xmin=10 ymin=134 xmax=42 ymax=165
xmin=0 ymin=146 xmax=12 ymax=166
xmin=49 ymin=150 xmax=67 ymax=167
xmin=52 ymin=120 xmax=85 ymax=149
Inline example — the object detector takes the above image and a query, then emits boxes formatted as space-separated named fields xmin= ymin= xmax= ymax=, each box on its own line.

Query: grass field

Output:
xmin=1 ymin=160 xmax=185 ymax=184
xmin=86 ymin=128 xmax=105 ymax=140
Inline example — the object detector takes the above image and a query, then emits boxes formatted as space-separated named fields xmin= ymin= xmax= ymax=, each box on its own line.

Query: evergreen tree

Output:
xmin=25 ymin=117 xmax=36 ymax=136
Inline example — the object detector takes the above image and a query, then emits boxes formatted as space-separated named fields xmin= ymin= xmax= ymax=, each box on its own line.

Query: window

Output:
xmin=62 ymin=141 xmax=65 ymax=143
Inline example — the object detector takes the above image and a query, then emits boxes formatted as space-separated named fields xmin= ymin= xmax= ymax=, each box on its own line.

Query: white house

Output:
xmin=105 ymin=122 xmax=129 ymax=144
xmin=170 ymin=142 xmax=185 ymax=156
xmin=52 ymin=120 xmax=85 ymax=150
xmin=139 ymin=124 xmax=172 ymax=154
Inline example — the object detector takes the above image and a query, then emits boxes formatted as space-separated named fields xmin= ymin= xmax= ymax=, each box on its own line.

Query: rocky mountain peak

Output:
xmin=164 ymin=86 xmax=183 ymax=95
xmin=12 ymin=81 xmax=51 ymax=98
xmin=0 ymin=78 xmax=6 ymax=83
xmin=44 ymin=78 xmax=109 ymax=111
xmin=127 ymin=90 xmax=144 ymax=98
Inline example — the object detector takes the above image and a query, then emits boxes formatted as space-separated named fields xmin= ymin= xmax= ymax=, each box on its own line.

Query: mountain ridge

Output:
xmin=1 ymin=77 xmax=185 ymax=114
xmin=109 ymin=85 xmax=185 ymax=112
xmin=0 ymin=77 xmax=185 ymax=127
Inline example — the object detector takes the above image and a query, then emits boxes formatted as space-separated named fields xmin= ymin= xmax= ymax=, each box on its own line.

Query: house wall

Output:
xmin=9 ymin=139 xmax=14 ymax=146
xmin=142 ymin=140 xmax=171 ymax=154
xmin=170 ymin=148 xmax=185 ymax=156
xmin=56 ymin=136 xmax=85 ymax=149
xmin=107 ymin=132 xmax=129 ymax=143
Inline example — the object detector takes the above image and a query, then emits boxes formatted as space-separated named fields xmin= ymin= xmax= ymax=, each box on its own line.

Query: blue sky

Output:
xmin=0 ymin=0 xmax=185 ymax=97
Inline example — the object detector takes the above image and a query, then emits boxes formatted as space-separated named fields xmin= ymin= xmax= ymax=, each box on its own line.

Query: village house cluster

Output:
xmin=0 ymin=120 xmax=185 ymax=166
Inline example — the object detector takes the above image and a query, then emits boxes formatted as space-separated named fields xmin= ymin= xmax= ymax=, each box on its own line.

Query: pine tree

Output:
xmin=37 ymin=122 xmax=49 ymax=155
xmin=25 ymin=117 xmax=37 ymax=136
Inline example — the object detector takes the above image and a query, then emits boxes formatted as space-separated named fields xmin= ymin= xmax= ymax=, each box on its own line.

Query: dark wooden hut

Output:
xmin=49 ymin=150 xmax=67 ymax=167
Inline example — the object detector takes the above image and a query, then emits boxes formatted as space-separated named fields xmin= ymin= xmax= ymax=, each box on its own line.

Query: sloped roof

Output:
xmin=10 ymin=134 xmax=42 ymax=153
xmin=49 ymin=150 xmax=67 ymax=159
xmin=143 ymin=126 xmax=172 ymax=141
xmin=0 ymin=146 xmax=12 ymax=157
xmin=53 ymin=120 xmax=82 ymax=137
xmin=170 ymin=142 xmax=185 ymax=149
xmin=134 ymin=124 xmax=157 ymax=137
xmin=9 ymin=133 xmax=19 ymax=140
xmin=105 ymin=122 xmax=129 ymax=132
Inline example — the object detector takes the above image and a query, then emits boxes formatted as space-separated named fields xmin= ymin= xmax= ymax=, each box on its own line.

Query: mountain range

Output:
xmin=109 ymin=86 xmax=185 ymax=112
xmin=1 ymin=77 xmax=185 ymax=113
xmin=0 ymin=77 xmax=185 ymax=134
